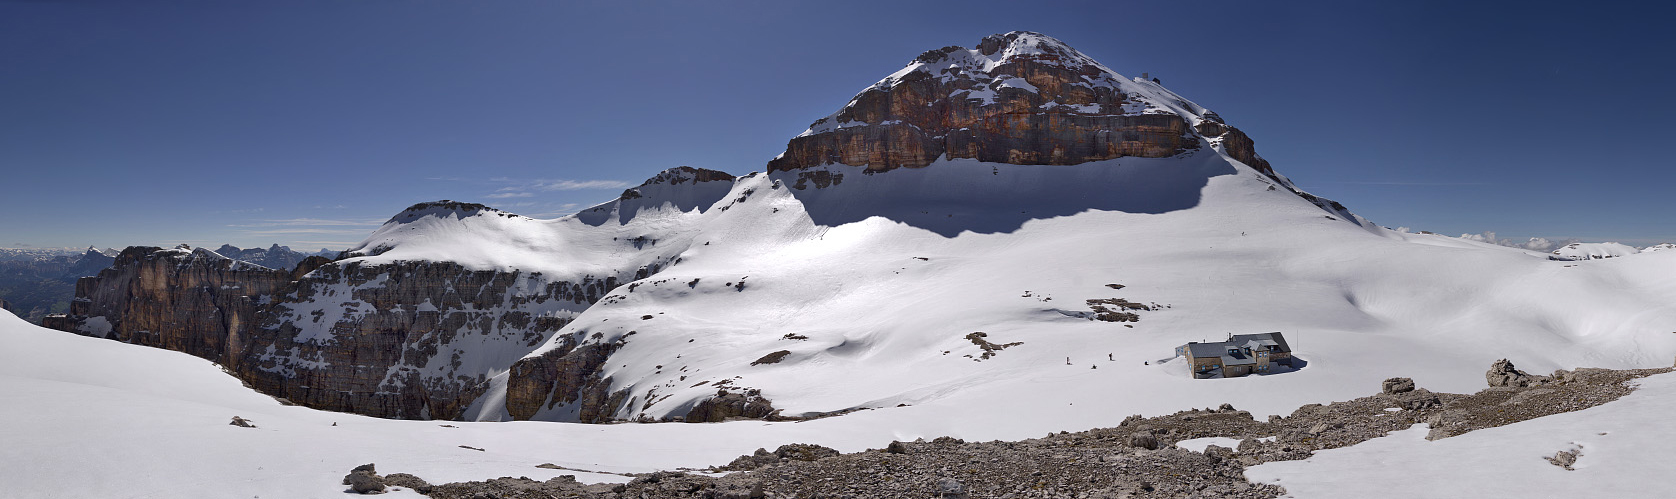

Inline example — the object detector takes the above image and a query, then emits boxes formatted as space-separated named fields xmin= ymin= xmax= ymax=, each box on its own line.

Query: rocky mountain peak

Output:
xmin=621 ymin=166 xmax=736 ymax=200
xmin=387 ymin=200 xmax=507 ymax=224
xmin=766 ymin=31 xmax=1252 ymax=174
xmin=641 ymin=166 xmax=736 ymax=187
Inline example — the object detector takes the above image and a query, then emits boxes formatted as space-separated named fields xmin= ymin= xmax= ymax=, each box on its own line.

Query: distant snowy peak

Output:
xmin=385 ymin=200 xmax=521 ymax=225
xmin=574 ymin=166 xmax=736 ymax=226
xmin=1643 ymin=243 xmax=1676 ymax=253
xmin=1549 ymin=242 xmax=1643 ymax=261
xmin=342 ymin=200 xmax=533 ymax=260
xmin=631 ymin=166 xmax=736 ymax=189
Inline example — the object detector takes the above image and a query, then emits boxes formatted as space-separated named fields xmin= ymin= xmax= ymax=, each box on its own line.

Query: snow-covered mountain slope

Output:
xmin=490 ymin=152 xmax=1676 ymax=425
xmin=0 ymin=308 xmax=905 ymax=497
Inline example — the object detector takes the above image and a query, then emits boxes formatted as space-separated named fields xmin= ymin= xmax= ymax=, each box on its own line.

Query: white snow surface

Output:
xmin=1175 ymin=436 xmax=1244 ymax=453
xmin=490 ymin=151 xmax=1676 ymax=424
xmin=1247 ymin=371 xmax=1676 ymax=498
xmin=258 ymin=141 xmax=1676 ymax=427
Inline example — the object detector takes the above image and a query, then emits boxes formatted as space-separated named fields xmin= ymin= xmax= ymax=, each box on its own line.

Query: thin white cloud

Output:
xmin=1328 ymin=181 xmax=1490 ymax=186
xmin=482 ymin=178 xmax=628 ymax=201
xmin=237 ymin=228 xmax=375 ymax=236
xmin=532 ymin=180 xmax=632 ymax=191
xmin=228 ymin=218 xmax=385 ymax=228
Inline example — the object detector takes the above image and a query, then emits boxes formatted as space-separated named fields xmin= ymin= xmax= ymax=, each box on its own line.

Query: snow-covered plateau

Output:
xmin=7 ymin=31 xmax=1675 ymax=498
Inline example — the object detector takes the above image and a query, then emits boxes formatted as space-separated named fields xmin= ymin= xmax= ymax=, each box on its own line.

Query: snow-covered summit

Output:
xmin=1549 ymin=242 xmax=1642 ymax=261
xmin=574 ymin=166 xmax=736 ymax=226
xmin=385 ymin=200 xmax=517 ymax=224
xmin=838 ymin=30 xmax=1218 ymax=128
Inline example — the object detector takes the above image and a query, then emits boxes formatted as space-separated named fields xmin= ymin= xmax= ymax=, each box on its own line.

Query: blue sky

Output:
xmin=2 ymin=0 xmax=1672 ymax=250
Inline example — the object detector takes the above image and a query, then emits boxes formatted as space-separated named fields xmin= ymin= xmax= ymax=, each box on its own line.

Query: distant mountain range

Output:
xmin=0 ymin=244 xmax=333 ymax=324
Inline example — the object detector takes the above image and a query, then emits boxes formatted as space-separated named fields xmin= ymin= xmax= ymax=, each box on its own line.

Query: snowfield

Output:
xmin=425 ymin=153 xmax=1676 ymax=426
xmin=1246 ymin=372 xmax=1676 ymax=498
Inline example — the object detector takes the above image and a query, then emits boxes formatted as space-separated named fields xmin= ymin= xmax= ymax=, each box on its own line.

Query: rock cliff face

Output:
xmin=46 ymin=241 xmax=645 ymax=420
xmin=48 ymin=166 xmax=739 ymax=422
xmin=57 ymin=246 xmax=296 ymax=366
xmin=764 ymin=31 xmax=1358 ymax=222
xmin=768 ymin=32 xmax=1240 ymax=173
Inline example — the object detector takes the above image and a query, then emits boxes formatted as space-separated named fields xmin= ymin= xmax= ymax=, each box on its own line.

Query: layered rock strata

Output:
xmin=769 ymin=32 xmax=1236 ymax=173
xmin=766 ymin=31 xmax=1357 ymax=220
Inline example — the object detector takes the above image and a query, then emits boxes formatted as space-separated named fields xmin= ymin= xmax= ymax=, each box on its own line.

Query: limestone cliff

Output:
xmin=768 ymin=31 xmax=1220 ymax=173
xmin=765 ymin=31 xmax=1358 ymax=222
xmin=47 ymin=167 xmax=738 ymax=422
xmin=56 ymin=246 xmax=295 ymax=367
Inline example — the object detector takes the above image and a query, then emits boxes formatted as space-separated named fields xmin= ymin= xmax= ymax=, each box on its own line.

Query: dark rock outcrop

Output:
xmin=720 ymin=443 xmax=841 ymax=471
xmin=342 ymin=463 xmax=386 ymax=494
xmin=685 ymin=390 xmax=778 ymax=423
xmin=505 ymin=337 xmax=623 ymax=422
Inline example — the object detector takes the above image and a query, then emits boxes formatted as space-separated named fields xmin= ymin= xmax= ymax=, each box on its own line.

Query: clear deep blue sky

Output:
xmin=3 ymin=0 xmax=1672 ymax=250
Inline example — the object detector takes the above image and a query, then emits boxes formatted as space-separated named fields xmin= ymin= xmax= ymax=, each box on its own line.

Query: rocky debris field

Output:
xmin=348 ymin=360 xmax=1672 ymax=498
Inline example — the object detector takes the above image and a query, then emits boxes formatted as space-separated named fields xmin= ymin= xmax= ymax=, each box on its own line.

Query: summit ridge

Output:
xmin=767 ymin=31 xmax=1265 ymax=176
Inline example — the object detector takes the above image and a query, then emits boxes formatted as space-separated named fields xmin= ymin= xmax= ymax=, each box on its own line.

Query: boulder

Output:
xmin=1128 ymin=431 xmax=1160 ymax=450
xmin=342 ymin=463 xmax=385 ymax=494
xmin=1381 ymin=377 xmax=1415 ymax=394
xmin=1486 ymin=359 xmax=1549 ymax=387
xmin=935 ymin=477 xmax=968 ymax=499
xmin=344 ymin=473 xmax=385 ymax=494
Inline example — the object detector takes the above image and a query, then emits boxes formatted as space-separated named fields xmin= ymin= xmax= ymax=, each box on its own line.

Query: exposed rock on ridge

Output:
xmin=768 ymin=31 xmax=1241 ymax=173
xmin=766 ymin=31 xmax=1361 ymax=223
